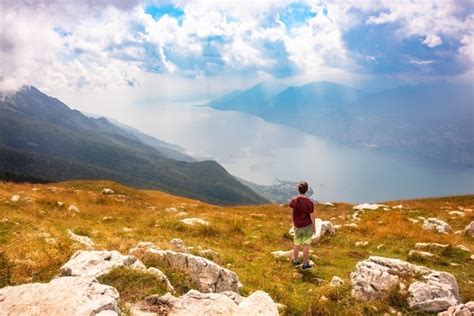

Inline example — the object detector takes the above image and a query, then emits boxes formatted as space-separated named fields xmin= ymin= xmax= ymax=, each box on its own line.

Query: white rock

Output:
xmin=101 ymin=188 xmax=114 ymax=195
xmin=181 ymin=218 xmax=209 ymax=226
xmin=170 ymin=238 xmax=187 ymax=253
xmin=408 ymin=218 xmax=419 ymax=224
xmin=376 ymin=244 xmax=385 ymax=250
xmin=57 ymin=201 xmax=64 ymax=207
xmin=143 ymin=289 xmax=278 ymax=316
xmin=175 ymin=212 xmax=188 ymax=217
xmin=393 ymin=204 xmax=404 ymax=209
xmin=10 ymin=195 xmax=20 ymax=202
xmin=350 ymin=256 xmax=460 ymax=312
xmin=438 ymin=301 xmax=474 ymax=316
xmin=422 ymin=218 xmax=451 ymax=233
xmin=288 ymin=219 xmax=335 ymax=243
xmin=447 ymin=211 xmax=464 ymax=217
xmin=415 ymin=243 xmax=449 ymax=250
xmin=166 ymin=207 xmax=179 ymax=212
xmin=330 ymin=276 xmax=344 ymax=287
xmin=323 ymin=202 xmax=335 ymax=206
xmin=355 ymin=241 xmax=369 ymax=247
xmin=271 ymin=250 xmax=293 ymax=259
xmin=130 ymin=243 xmax=239 ymax=293
xmin=122 ymin=226 xmax=133 ymax=232
xmin=344 ymin=223 xmax=359 ymax=229
xmin=60 ymin=250 xmax=146 ymax=278
xmin=409 ymin=250 xmax=436 ymax=259
xmin=455 ymin=244 xmax=470 ymax=252
xmin=465 ymin=221 xmax=474 ymax=237
xmin=68 ymin=205 xmax=80 ymax=213
xmin=353 ymin=203 xmax=388 ymax=211
xmin=67 ymin=229 xmax=94 ymax=249
xmin=0 ymin=276 xmax=119 ymax=315
xmin=313 ymin=219 xmax=336 ymax=242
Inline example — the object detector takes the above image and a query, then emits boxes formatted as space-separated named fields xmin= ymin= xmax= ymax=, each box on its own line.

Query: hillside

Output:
xmin=0 ymin=180 xmax=472 ymax=315
xmin=0 ymin=87 xmax=267 ymax=205
xmin=209 ymin=81 xmax=474 ymax=167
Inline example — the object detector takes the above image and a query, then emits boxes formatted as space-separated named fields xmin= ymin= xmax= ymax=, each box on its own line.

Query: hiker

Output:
xmin=281 ymin=181 xmax=315 ymax=270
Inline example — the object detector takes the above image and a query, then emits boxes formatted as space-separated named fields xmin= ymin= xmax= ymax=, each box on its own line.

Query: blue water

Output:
xmin=121 ymin=102 xmax=474 ymax=203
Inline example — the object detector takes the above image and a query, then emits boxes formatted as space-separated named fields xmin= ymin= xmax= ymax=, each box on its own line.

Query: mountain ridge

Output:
xmin=0 ymin=86 xmax=268 ymax=205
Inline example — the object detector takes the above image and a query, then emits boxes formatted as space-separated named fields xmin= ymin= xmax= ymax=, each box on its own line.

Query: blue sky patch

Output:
xmin=145 ymin=4 xmax=184 ymax=22
xmin=279 ymin=2 xmax=316 ymax=28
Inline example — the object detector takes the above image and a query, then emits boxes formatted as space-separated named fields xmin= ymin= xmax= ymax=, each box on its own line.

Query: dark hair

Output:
xmin=298 ymin=181 xmax=309 ymax=194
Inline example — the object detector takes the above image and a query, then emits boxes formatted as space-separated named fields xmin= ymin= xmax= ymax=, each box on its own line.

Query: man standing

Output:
xmin=283 ymin=181 xmax=315 ymax=270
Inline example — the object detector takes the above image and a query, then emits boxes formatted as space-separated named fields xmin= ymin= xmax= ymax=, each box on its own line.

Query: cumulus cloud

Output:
xmin=1 ymin=0 xmax=473 ymax=94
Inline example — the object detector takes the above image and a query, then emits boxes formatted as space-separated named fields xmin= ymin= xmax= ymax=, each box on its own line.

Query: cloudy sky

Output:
xmin=1 ymin=0 xmax=473 ymax=111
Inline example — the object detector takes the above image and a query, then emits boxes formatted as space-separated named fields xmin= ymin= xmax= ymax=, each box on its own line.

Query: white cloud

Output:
xmin=422 ymin=34 xmax=443 ymax=48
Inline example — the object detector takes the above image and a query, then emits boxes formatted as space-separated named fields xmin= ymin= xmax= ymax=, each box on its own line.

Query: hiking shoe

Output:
xmin=292 ymin=260 xmax=302 ymax=267
xmin=301 ymin=262 xmax=312 ymax=271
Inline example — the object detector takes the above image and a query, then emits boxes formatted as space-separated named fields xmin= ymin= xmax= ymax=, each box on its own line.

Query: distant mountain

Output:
xmin=0 ymin=86 xmax=268 ymax=205
xmin=209 ymin=80 xmax=285 ymax=115
xmin=210 ymin=81 xmax=474 ymax=167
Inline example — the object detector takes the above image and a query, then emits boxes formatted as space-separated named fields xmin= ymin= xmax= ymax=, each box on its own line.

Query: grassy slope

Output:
xmin=0 ymin=180 xmax=472 ymax=315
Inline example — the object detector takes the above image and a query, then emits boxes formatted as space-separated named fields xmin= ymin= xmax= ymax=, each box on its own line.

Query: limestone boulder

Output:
xmin=0 ymin=276 xmax=119 ymax=315
xmin=288 ymin=219 xmax=335 ymax=243
xmin=67 ymin=229 xmax=94 ymax=249
xmin=130 ymin=242 xmax=240 ymax=293
xmin=181 ymin=218 xmax=209 ymax=226
xmin=136 ymin=289 xmax=278 ymax=316
xmin=60 ymin=250 xmax=146 ymax=278
xmin=438 ymin=301 xmax=474 ymax=316
xmin=101 ymin=188 xmax=115 ymax=195
xmin=422 ymin=218 xmax=451 ymax=234
xmin=350 ymin=256 xmax=460 ymax=312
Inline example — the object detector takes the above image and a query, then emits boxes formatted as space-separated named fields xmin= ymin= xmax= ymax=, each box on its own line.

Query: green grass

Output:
xmin=0 ymin=180 xmax=473 ymax=315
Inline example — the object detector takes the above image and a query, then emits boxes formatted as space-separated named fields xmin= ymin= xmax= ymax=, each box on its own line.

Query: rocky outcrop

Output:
xmin=130 ymin=242 xmax=240 ymax=293
xmin=181 ymin=218 xmax=209 ymax=226
xmin=438 ymin=301 xmax=474 ymax=316
xmin=135 ymin=289 xmax=278 ymax=316
xmin=350 ymin=256 xmax=460 ymax=312
xmin=465 ymin=221 xmax=474 ymax=237
xmin=0 ymin=276 xmax=119 ymax=315
xmin=60 ymin=250 xmax=146 ymax=278
xmin=422 ymin=218 xmax=451 ymax=234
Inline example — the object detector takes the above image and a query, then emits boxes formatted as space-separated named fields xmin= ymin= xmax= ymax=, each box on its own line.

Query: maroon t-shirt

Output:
xmin=289 ymin=196 xmax=314 ymax=228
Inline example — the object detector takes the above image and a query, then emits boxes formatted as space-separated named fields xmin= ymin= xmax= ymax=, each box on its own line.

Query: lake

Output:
xmin=121 ymin=101 xmax=474 ymax=203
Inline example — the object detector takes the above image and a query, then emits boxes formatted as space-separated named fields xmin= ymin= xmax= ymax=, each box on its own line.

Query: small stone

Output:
xmin=293 ymin=272 xmax=303 ymax=279
xmin=376 ymin=244 xmax=385 ymax=250
xmin=68 ymin=205 xmax=80 ymax=213
xmin=122 ymin=227 xmax=133 ymax=232
xmin=101 ymin=188 xmax=114 ymax=195
xmin=10 ymin=195 xmax=20 ymax=202
xmin=319 ymin=295 xmax=329 ymax=303
xmin=181 ymin=218 xmax=209 ymax=226
xmin=170 ymin=238 xmax=187 ymax=253
xmin=409 ymin=250 xmax=435 ymax=259
xmin=447 ymin=211 xmax=464 ymax=217
xmin=67 ymin=230 xmax=94 ymax=249
xmin=456 ymin=244 xmax=470 ymax=252
xmin=102 ymin=216 xmax=113 ymax=222
xmin=407 ymin=218 xmax=419 ymax=224
xmin=393 ymin=204 xmax=404 ymax=209
xmin=355 ymin=241 xmax=369 ymax=247
xmin=57 ymin=201 xmax=64 ymax=207
xmin=330 ymin=276 xmax=344 ymax=287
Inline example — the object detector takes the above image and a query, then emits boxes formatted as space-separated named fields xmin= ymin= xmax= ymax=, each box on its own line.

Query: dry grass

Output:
xmin=0 ymin=180 xmax=473 ymax=315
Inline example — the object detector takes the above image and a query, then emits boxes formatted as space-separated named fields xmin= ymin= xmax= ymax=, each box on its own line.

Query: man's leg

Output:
xmin=293 ymin=244 xmax=301 ymax=261
xmin=302 ymin=244 xmax=310 ymax=264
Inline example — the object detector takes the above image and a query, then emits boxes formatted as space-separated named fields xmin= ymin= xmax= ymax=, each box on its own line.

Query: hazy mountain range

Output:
xmin=0 ymin=86 xmax=268 ymax=205
xmin=210 ymin=81 xmax=474 ymax=167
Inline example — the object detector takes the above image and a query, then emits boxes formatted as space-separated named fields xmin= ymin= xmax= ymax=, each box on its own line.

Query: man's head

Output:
xmin=298 ymin=181 xmax=309 ymax=194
